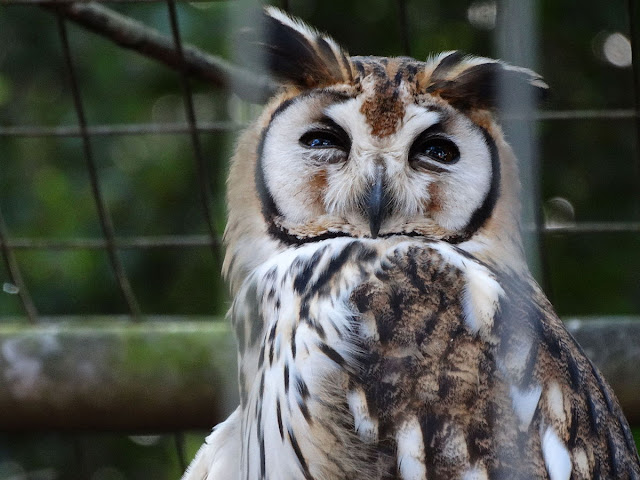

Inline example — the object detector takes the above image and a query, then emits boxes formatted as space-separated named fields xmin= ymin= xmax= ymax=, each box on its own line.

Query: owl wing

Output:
xmin=347 ymin=241 xmax=640 ymax=480
xmin=496 ymin=267 xmax=640 ymax=480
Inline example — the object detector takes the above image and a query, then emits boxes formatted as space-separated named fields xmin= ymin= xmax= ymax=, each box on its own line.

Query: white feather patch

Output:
xmin=546 ymin=381 xmax=566 ymax=426
xmin=509 ymin=384 xmax=542 ymax=430
xmin=423 ymin=242 xmax=503 ymax=342
xmin=572 ymin=448 xmax=590 ymax=477
xmin=440 ymin=422 xmax=470 ymax=464
xmin=265 ymin=6 xmax=321 ymax=43
xmin=181 ymin=408 xmax=241 ymax=480
xmin=541 ymin=426 xmax=572 ymax=480
xmin=358 ymin=311 xmax=380 ymax=342
xmin=496 ymin=333 xmax=533 ymax=383
xmin=462 ymin=465 xmax=489 ymax=480
xmin=461 ymin=264 xmax=503 ymax=341
xmin=347 ymin=388 xmax=378 ymax=443
xmin=396 ymin=417 xmax=427 ymax=480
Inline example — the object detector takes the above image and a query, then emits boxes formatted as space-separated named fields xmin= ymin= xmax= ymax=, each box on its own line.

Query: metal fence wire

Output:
xmin=0 ymin=0 xmax=639 ymax=478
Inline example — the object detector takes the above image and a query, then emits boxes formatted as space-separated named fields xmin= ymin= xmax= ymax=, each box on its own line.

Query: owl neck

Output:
xmin=223 ymin=226 xmax=530 ymax=301
xmin=461 ymin=234 xmax=529 ymax=275
xmin=459 ymin=120 xmax=530 ymax=276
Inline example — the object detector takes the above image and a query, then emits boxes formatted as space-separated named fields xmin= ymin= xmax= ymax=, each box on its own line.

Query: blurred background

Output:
xmin=0 ymin=0 xmax=638 ymax=478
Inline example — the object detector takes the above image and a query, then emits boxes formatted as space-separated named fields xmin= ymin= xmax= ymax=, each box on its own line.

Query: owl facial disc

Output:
xmin=257 ymin=77 xmax=497 ymax=245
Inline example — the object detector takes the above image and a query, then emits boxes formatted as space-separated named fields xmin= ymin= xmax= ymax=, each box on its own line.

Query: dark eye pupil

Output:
xmin=309 ymin=137 xmax=335 ymax=148
xmin=300 ymin=129 xmax=348 ymax=150
xmin=416 ymin=138 xmax=459 ymax=165
xmin=425 ymin=144 xmax=452 ymax=162
xmin=409 ymin=135 xmax=460 ymax=169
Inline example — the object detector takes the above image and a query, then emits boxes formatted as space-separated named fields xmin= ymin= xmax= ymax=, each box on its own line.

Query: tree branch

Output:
xmin=42 ymin=1 xmax=277 ymax=103
xmin=0 ymin=317 xmax=638 ymax=430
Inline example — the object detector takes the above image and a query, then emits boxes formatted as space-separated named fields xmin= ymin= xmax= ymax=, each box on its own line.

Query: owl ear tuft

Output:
xmin=427 ymin=54 xmax=549 ymax=111
xmin=258 ymin=7 xmax=353 ymax=89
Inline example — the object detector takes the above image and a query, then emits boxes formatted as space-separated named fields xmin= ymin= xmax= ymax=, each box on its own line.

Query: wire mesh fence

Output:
xmin=0 ymin=0 xmax=639 ymax=478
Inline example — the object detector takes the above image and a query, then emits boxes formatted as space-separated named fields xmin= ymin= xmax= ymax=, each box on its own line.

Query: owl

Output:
xmin=182 ymin=7 xmax=640 ymax=480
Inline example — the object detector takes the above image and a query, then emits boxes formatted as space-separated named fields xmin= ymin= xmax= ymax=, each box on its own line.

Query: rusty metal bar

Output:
xmin=1 ymin=110 xmax=639 ymax=140
xmin=166 ymin=0 xmax=222 ymax=268
xmin=56 ymin=11 xmax=142 ymax=319
xmin=627 ymin=0 xmax=640 ymax=205
xmin=0 ymin=208 xmax=38 ymax=323
xmin=496 ymin=0 xmax=548 ymax=292
xmin=72 ymin=437 xmax=90 ymax=479
xmin=175 ymin=432 xmax=187 ymax=473
xmin=532 ymin=109 xmax=637 ymax=120
xmin=39 ymin=1 xmax=276 ymax=104
xmin=3 ymin=0 xmax=229 ymax=4
xmin=0 ymin=222 xmax=639 ymax=253
xmin=1 ymin=111 xmax=637 ymax=140
xmin=0 ymin=122 xmax=241 ymax=138
xmin=396 ymin=0 xmax=411 ymax=56
xmin=542 ymin=221 xmax=640 ymax=234
xmin=0 ymin=235 xmax=217 ymax=250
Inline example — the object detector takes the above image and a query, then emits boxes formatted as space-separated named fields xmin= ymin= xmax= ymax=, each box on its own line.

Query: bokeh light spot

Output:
xmin=467 ymin=1 xmax=497 ymax=30
xmin=602 ymin=32 xmax=632 ymax=68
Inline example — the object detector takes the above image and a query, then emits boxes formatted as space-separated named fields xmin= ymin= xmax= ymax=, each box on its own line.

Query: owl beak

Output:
xmin=366 ymin=163 xmax=387 ymax=239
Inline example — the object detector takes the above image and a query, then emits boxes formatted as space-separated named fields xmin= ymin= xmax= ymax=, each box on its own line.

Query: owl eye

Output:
xmin=410 ymin=136 xmax=460 ymax=168
xmin=300 ymin=131 xmax=341 ymax=148
xmin=300 ymin=119 xmax=350 ymax=153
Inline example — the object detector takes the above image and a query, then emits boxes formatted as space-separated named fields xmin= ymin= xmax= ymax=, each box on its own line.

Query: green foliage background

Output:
xmin=0 ymin=0 xmax=638 ymax=478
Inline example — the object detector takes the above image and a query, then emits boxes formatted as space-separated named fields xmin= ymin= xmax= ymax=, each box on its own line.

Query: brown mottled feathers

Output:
xmin=352 ymin=246 xmax=512 ymax=478
xmin=497 ymin=271 xmax=640 ymax=479
xmin=349 ymin=245 xmax=639 ymax=479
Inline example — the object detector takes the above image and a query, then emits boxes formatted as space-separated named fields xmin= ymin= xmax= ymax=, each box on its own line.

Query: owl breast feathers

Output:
xmin=182 ymin=7 xmax=640 ymax=480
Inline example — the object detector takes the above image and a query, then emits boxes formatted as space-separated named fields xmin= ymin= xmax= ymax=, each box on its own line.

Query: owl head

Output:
xmin=224 ymin=7 xmax=548 ymax=292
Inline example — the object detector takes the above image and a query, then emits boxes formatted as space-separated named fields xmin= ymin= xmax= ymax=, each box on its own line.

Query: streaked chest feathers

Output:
xmin=233 ymin=237 xmax=638 ymax=480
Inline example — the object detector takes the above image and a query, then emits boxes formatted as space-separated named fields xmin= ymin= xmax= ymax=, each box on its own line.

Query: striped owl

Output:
xmin=183 ymin=8 xmax=640 ymax=480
